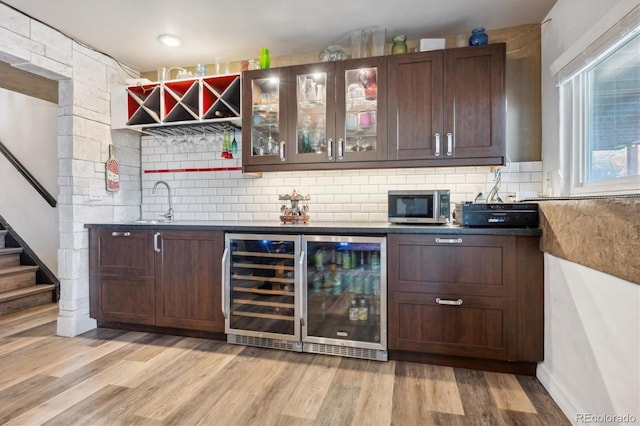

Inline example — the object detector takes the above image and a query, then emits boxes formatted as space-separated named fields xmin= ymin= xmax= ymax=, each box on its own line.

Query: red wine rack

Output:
xmin=120 ymin=74 xmax=241 ymax=128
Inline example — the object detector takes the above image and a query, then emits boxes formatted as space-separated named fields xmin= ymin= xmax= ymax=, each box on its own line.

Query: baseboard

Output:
xmin=97 ymin=320 xmax=227 ymax=341
xmin=389 ymin=350 xmax=538 ymax=376
xmin=537 ymin=363 xmax=580 ymax=425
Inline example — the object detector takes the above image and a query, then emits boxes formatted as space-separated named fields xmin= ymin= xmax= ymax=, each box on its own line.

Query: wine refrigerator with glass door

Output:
xmin=223 ymin=233 xmax=387 ymax=361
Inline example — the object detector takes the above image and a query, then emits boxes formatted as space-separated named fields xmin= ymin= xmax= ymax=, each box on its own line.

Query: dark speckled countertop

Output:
xmin=84 ymin=220 xmax=541 ymax=236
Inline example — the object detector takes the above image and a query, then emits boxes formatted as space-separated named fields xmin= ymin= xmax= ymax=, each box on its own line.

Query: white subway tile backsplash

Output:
xmin=140 ymin=135 xmax=543 ymax=222
xmin=519 ymin=161 xmax=543 ymax=172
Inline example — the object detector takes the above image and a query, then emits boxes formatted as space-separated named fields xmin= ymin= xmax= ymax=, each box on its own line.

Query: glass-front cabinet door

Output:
xmin=302 ymin=235 xmax=387 ymax=353
xmin=242 ymin=68 xmax=289 ymax=166
xmin=336 ymin=57 xmax=387 ymax=162
xmin=290 ymin=63 xmax=336 ymax=164
xmin=242 ymin=58 xmax=386 ymax=169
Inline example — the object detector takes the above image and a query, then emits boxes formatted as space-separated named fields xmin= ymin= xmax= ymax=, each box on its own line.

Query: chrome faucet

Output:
xmin=152 ymin=180 xmax=174 ymax=221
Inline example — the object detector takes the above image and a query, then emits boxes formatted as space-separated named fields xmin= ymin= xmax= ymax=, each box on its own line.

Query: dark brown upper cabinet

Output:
xmin=388 ymin=43 xmax=506 ymax=165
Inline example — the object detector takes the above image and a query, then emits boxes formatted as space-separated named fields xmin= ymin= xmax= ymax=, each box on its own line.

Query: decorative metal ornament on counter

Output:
xmin=279 ymin=189 xmax=311 ymax=224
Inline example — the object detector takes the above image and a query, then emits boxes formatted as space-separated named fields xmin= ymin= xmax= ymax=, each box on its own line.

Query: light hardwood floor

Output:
xmin=0 ymin=304 xmax=569 ymax=426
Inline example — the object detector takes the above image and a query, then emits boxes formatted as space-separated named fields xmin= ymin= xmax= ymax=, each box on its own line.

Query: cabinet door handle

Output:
xmin=298 ymin=250 xmax=305 ymax=327
xmin=337 ymin=138 xmax=344 ymax=160
xmin=446 ymin=132 xmax=453 ymax=156
xmin=436 ymin=298 xmax=463 ymax=306
xmin=221 ymin=248 xmax=229 ymax=319
xmin=153 ymin=232 xmax=162 ymax=253
xmin=434 ymin=133 xmax=441 ymax=157
xmin=279 ymin=141 xmax=286 ymax=162
xmin=111 ymin=231 xmax=130 ymax=237
xmin=327 ymin=138 xmax=333 ymax=160
xmin=435 ymin=237 xmax=462 ymax=244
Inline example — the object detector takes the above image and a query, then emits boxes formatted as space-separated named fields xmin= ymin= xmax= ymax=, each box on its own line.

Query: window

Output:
xmin=558 ymin=13 xmax=640 ymax=195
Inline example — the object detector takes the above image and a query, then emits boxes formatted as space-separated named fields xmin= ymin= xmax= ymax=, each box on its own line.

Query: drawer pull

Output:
xmin=111 ymin=231 xmax=130 ymax=237
xmin=436 ymin=298 xmax=463 ymax=306
xmin=435 ymin=237 xmax=462 ymax=244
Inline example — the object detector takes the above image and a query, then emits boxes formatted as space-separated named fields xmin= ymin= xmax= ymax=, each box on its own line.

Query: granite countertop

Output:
xmin=84 ymin=220 xmax=542 ymax=236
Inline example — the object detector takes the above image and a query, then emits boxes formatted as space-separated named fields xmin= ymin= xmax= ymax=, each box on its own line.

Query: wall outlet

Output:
xmin=89 ymin=188 xmax=102 ymax=201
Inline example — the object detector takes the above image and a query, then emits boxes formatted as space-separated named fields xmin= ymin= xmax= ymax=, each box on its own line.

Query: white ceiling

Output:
xmin=2 ymin=0 xmax=556 ymax=73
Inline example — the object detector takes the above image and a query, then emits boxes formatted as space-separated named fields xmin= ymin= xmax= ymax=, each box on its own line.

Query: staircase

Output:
xmin=0 ymin=229 xmax=57 ymax=316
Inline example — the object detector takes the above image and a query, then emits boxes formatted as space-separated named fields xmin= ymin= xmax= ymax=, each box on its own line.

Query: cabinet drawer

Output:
xmin=388 ymin=234 xmax=516 ymax=297
xmin=91 ymin=275 xmax=156 ymax=325
xmin=90 ymin=229 xmax=154 ymax=278
xmin=388 ymin=291 xmax=516 ymax=360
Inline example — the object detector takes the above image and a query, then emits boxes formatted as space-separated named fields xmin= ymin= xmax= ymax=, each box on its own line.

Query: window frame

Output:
xmin=557 ymin=8 xmax=640 ymax=196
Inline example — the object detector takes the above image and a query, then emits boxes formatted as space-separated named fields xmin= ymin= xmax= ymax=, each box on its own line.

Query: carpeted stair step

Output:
xmin=0 ymin=265 xmax=39 ymax=292
xmin=0 ymin=284 xmax=56 ymax=316
xmin=0 ymin=247 xmax=23 ymax=268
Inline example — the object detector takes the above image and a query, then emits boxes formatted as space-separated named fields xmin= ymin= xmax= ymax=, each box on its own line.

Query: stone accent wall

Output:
xmin=0 ymin=3 xmax=141 ymax=336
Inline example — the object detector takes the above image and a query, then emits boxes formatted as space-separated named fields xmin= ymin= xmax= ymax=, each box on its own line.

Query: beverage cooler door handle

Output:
xmin=221 ymin=247 xmax=229 ymax=319
xmin=298 ymin=250 xmax=305 ymax=327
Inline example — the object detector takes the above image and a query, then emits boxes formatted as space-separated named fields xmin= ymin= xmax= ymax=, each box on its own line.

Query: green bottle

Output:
xmin=259 ymin=48 xmax=271 ymax=69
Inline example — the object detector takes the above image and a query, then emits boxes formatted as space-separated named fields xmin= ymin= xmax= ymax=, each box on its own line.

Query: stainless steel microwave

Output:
xmin=388 ymin=190 xmax=451 ymax=224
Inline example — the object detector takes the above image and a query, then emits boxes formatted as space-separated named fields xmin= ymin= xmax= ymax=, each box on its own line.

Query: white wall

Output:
xmin=140 ymin=134 xmax=543 ymax=222
xmin=538 ymin=255 xmax=640 ymax=425
xmin=0 ymin=88 xmax=59 ymax=274
xmin=540 ymin=1 xmax=640 ymax=424
xmin=541 ymin=0 xmax=638 ymax=196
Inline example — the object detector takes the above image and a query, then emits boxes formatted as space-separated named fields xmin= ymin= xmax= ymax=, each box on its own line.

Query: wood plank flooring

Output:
xmin=0 ymin=304 xmax=570 ymax=426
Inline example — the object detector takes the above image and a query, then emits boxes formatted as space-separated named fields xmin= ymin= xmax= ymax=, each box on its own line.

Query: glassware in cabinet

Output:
xmin=296 ymin=72 xmax=327 ymax=156
xmin=289 ymin=62 xmax=336 ymax=164
xmin=241 ymin=68 xmax=289 ymax=165
xmin=336 ymin=56 xmax=387 ymax=162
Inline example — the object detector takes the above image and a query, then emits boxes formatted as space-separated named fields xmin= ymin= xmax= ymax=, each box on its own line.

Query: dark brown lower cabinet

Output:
xmin=387 ymin=234 xmax=543 ymax=367
xmin=155 ymin=230 xmax=224 ymax=332
xmin=89 ymin=229 xmax=155 ymax=325
xmin=89 ymin=228 xmax=224 ymax=333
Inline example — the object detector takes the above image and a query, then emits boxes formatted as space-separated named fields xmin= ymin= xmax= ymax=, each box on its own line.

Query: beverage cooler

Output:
xmin=223 ymin=234 xmax=303 ymax=352
xmin=302 ymin=235 xmax=387 ymax=361
xmin=223 ymin=233 xmax=387 ymax=361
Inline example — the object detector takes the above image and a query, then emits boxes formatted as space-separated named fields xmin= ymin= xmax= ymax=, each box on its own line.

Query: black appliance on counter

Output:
xmin=454 ymin=202 xmax=539 ymax=228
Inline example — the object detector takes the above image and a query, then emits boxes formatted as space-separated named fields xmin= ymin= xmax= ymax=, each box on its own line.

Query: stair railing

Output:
xmin=0 ymin=140 xmax=57 ymax=207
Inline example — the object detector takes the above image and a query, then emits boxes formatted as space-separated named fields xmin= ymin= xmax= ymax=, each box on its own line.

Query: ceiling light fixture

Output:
xmin=157 ymin=34 xmax=182 ymax=47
